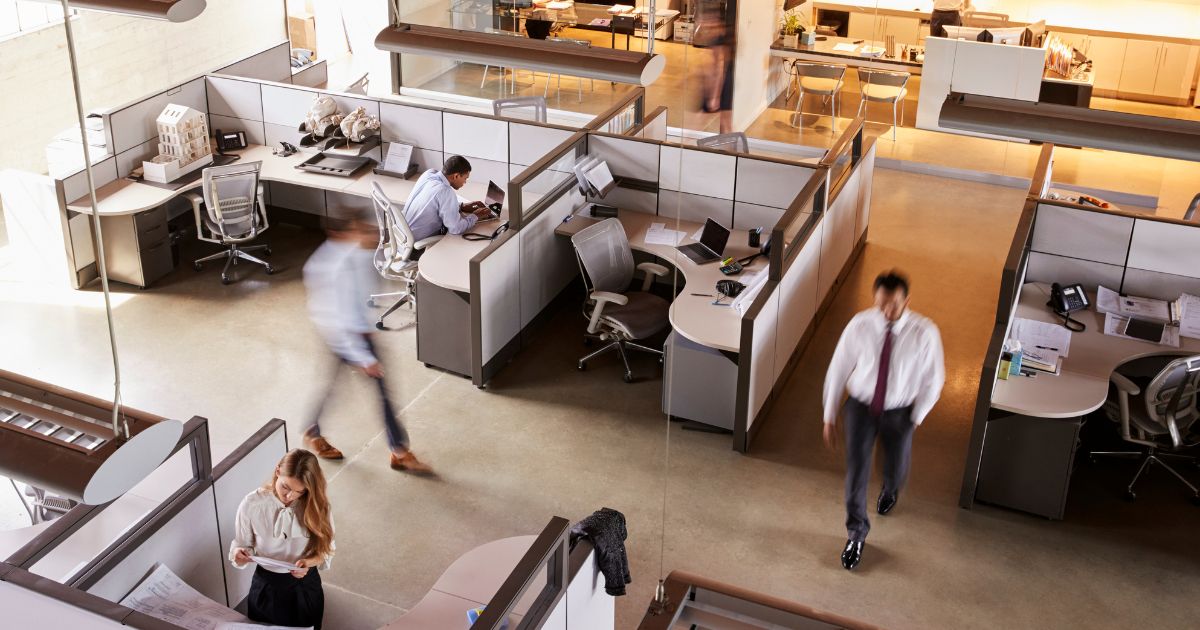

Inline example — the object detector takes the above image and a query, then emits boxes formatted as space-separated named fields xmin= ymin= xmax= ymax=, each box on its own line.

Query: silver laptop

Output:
xmin=476 ymin=181 xmax=504 ymax=222
xmin=675 ymin=218 xmax=730 ymax=264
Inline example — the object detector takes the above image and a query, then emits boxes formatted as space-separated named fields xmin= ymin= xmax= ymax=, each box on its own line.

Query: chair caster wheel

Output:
xmin=577 ymin=362 xmax=586 ymax=371
xmin=221 ymin=275 xmax=231 ymax=285
xmin=623 ymin=372 xmax=634 ymax=383
xmin=263 ymin=247 xmax=272 ymax=256
xmin=264 ymin=265 xmax=275 ymax=275
xmin=376 ymin=322 xmax=387 ymax=330
xmin=1124 ymin=489 xmax=1137 ymax=501
xmin=367 ymin=299 xmax=377 ymax=307
xmin=194 ymin=262 xmax=203 ymax=271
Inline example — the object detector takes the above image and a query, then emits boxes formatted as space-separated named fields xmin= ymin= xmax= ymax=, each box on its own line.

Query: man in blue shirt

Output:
xmin=404 ymin=155 xmax=493 ymax=243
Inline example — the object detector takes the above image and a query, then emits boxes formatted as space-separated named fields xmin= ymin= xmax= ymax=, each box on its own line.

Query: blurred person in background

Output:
xmin=301 ymin=210 xmax=432 ymax=474
xmin=695 ymin=0 xmax=735 ymax=133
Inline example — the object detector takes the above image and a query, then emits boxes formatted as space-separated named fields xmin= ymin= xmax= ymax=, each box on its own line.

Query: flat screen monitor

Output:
xmin=941 ymin=25 xmax=986 ymax=41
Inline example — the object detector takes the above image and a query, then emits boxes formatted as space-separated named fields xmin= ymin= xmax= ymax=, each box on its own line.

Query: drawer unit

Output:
xmin=99 ymin=206 xmax=175 ymax=288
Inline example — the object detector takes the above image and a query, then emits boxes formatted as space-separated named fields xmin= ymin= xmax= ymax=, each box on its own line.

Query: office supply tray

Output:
xmin=295 ymin=153 xmax=375 ymax=177
xmin=372 ymin=163 xmax=420 ymax=180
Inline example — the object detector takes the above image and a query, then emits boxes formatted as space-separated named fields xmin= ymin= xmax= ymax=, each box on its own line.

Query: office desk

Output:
xmin=771 ymin=36 xmax=923 ymax=74
xmin=556 ymin=210 xmax=766 ymax=430
xmin=978 ymin=282 xmax=1200 ymax=518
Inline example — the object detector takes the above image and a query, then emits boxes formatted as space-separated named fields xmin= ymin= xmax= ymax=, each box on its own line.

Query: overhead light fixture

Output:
xmin=939 ymin=92 xmax=1200 ymax=162
xmin=0 ymin=375 xmax=182 ymax=505
xmin=28 ymin=0 xmax=206 ymax=22
xmin=376 ymin=23 xmax=666 ymax=87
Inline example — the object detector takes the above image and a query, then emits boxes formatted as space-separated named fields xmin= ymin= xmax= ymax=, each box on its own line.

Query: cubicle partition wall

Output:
xmin=630 ymin=106 xmax=669 ymax=141
xmin=584 ymin=88 xmax=645 ymax=135
xmin=959 ymin=143 xmax=1200 ymax=512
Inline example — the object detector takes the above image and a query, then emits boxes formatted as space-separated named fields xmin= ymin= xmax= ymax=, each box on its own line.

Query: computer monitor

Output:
xmin=988 ymin=26 xmax=1027 ymax=45
xmin=941 ymin=25 xmax=986 ymax=41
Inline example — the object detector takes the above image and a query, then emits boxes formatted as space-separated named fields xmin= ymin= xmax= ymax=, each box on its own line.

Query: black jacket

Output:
xmin=570 ymin=507 xmax=631 ymax=596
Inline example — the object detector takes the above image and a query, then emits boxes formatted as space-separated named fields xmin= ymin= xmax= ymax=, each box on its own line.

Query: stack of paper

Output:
xmin=1010 ymin=317 xmax=1072 ymax=373
xmin=1178 ymin=293 xmax=1200 ymax=341
xmin=833 ymin=42 xmax=861 ymax=52
xmin=645 ymin=222 xmax=685 ymax=246
xmin=1096 ymin=285 xmax=1180 ymax=323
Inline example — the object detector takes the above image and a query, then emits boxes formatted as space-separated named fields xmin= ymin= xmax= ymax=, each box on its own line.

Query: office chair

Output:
xmin=345 ymin=73 xmax=370 ymax=95
xmin=856 ymin=68 xmax=910 ymax=141
xmin=193 ymin=161 xmax=272 ymax=284
xmin=367 ymin=181 xmax=442 ymax=330
xmin=570 ymin=218 xmax=670 ymax=383
xmin=493 ymin=96 xmax=549 ymax=123
xmin=697 ymin=132 xmax=749 ymax=153
xmin=1184 ymin=193 xmax=1199 ymax=222
xmin=787 ymin=61 xmax=847 ymax=135
xmin=1091 ymin=355 xmax=1200 ymax=502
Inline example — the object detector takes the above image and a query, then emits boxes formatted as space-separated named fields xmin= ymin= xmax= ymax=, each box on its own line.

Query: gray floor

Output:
xmin=2 ymin=169 xmax=1199 ymax=629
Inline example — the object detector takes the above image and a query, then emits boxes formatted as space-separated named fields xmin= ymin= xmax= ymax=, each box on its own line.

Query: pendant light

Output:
xmin=27 ymin=0 xmax=207 ymax=22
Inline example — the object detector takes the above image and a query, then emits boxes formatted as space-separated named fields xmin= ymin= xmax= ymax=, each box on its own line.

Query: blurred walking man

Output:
xmin=823 ymin=271 xmax=944 ymax=570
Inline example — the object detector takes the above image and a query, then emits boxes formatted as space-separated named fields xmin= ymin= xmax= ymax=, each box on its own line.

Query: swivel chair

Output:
xmin=193 ymin=161 xmax=272 ymax=284
xmin=570 ymin=218 xmax=670 ymax=383
xmin=1091 ymin=355 xmax=1200 ymax=502
xmin=367 ymin=181 xmax=442 ymax=330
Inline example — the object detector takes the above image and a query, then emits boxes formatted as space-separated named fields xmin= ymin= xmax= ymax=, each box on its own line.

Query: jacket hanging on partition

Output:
xmin=569 ymin=507 xmax=632 ymax=596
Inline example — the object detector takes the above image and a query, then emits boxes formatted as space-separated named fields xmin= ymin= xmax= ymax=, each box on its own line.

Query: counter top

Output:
xmin=772 ymin=35 xmax=923 ymax=70
xmin=556 ymin=210 xmax=764 ymax=353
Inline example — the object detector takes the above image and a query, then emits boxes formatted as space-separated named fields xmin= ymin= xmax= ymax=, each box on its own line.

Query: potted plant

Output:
xmin=780 ymin=13 xmax=803 ymax=47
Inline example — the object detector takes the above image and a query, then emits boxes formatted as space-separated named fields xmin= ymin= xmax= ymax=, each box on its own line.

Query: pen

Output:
xmin=691 ymin=293 xmax=715 ymax=297
xmin=1035 ymin=345 xmax=1059 ymax=351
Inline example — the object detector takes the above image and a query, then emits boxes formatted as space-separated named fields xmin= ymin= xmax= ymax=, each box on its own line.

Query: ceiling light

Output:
xmin=376 ymin=23 xmax=666 ymax=87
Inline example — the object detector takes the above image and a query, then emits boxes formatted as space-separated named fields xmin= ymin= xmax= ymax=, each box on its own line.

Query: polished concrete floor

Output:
xmin=3 ymin=166 xmax=1199 ymax=628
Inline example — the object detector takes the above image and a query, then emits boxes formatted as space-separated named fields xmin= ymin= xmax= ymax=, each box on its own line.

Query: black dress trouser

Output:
xmin=930 ymin=9 xmax=962 ymax=38
xmin=248 ymin=565 xmax=324 ymax=630
xmin=843 ymin=398 xmax=915 ymax=543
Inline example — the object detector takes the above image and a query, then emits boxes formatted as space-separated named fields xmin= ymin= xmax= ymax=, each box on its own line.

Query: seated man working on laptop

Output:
xmin=403 ymin=155 xmax=496 ymax=249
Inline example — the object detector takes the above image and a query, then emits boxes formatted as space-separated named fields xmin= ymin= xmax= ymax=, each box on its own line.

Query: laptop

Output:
xmin=469 ymin=181 xmax=505 ymax=223
xmin=675 ymin=218 xmax=730 ymax=264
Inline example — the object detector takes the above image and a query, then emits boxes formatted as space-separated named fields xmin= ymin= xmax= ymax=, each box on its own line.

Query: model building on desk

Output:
xmin=142 ymin=104 xmax=213 ymax=183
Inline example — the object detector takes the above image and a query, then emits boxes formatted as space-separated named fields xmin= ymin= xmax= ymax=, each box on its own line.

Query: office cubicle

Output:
xmin=959 ymin=143 xmax=1200 ymax=510
xmin=584 ymin=88 xmax=645 ymax=135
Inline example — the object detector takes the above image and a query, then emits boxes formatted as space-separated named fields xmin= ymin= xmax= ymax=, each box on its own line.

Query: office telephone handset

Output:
xmin=1048 ymin=282 xmax=1088 ymax=331
xmin=462 ymin=221 xmax=510 ymax=241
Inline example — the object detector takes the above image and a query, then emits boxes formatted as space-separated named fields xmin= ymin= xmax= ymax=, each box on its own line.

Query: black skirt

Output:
xmin=248 ymin=565 xmax=324 ymax=630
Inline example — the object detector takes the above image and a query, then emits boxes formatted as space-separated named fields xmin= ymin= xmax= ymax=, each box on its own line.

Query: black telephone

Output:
xmin=214 ymin=129 xmax=247 ymax=152
xmin=1048 ymin=282 xmax=1088 ymax=331
xmin=463 ymin=221 xmax=510 ymax=241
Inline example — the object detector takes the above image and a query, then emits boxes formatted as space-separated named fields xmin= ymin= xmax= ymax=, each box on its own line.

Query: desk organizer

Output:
xmin=294 ymin=153 xmax=374 ymax=177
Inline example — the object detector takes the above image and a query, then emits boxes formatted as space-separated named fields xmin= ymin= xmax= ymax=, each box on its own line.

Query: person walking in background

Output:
xmin=822 ymin=271 xmax=944 ymax=570
xmin=931 ymin=0 xmax=973 ymax=37
xmin=229 ymin=449 xmax=335 ymax=629
xmin=301 ymin=211 xmax=432 ymax=474
xmin=695 ymin=0 xmax=735 ymax=133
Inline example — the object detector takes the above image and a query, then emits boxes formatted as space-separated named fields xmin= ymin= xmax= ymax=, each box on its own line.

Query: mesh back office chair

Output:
xmin=571 ymin=218 xmax=670 ymax=383
xmin=1091 ymin=355 xmax=1200 ymax=502
xmin=787 ymin=61 xmax=847 ymax=135
xmin=856 ymin=68 xmax=911 ymax=141
xmin=696 ymin=132 xmax=750 ymax=153
xmin=493 ymin=96 xmax=549 ymax=123
xmin=367 ymin=181 xmax=443 ymax=330
xmin=193 ymin=161 xmax=272 ymax=284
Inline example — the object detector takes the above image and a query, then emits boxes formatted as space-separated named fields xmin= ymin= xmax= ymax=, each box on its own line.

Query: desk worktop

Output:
xmin=771 ymin=36 xmax=924 ymax=71
xmin=556 ymin=210 xmax=764 ymax=353
xmin=991 ymin=283 xmax=1200 ymax=418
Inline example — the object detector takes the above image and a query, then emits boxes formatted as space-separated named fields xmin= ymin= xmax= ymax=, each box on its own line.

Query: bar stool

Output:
xmin=788 ymin=61 xmax=847 ymax=134
xmin=856 ymin=67 xmax=911 ymax=141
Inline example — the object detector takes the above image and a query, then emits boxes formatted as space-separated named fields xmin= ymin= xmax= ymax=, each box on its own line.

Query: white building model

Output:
xmin=142 ymin=103 xmax=213 ymax=183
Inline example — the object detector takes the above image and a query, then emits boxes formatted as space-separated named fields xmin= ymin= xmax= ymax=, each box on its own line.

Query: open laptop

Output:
xmin=465 ymin=181 xmax=505 ymax=223
xmin=675 ymin=218 xmax=730 ymax=264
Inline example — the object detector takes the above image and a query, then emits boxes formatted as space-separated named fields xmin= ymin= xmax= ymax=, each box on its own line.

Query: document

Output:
xmin=382 ymin=142 xmax=413 ymax=174
xmin=251 ymin=555 xmax=299 ymax=572
xmin=1103 ymin=312 xmax=1180 ymax=347
xmin=1011 ymin=317 xmax=1073 ymax=358
xmin=1180 ymin=293 xmax=1200 ymax=340
xmin=645 ymin=222 xmax=685 ymax=246
xmin=121 ymin=564 xmax=247 ymax=630
xmin=833 ymin=42 xmax=860 ymax=52
xmin=1095 ymin=285 xmax=1178 ymax=323
xmin=732 ymin=270 xmax=768 ymax=314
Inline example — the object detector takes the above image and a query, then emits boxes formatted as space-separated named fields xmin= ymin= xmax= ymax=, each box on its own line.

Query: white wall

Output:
xmin=731 ymin=0 xmax=783 ymax=131
xmin=0 ymin=0 xmax=286 ymax=174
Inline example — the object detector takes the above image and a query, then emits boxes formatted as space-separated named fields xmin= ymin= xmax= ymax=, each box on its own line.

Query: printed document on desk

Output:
xmin=121 ymin=563 xmax=305 ymax=630
xmin=1096 ymin=285 xmax=1179 ymax=323
xmin=1103 ymin=312 xmax=1180 ymax=347
xmin=645 ymin=222 xmax=685 ymax=246
xmin=1011 ymin=317 xmax=1073 ymax=357
xmin=833 ymin=43 xmax=860 ymax=52
xmin=1179 ymin=293 xmax=1200 ymax=340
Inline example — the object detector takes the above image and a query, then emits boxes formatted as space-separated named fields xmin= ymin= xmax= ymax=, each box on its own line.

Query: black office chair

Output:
xmin=525 ymin=18 xmax=553 ymax=40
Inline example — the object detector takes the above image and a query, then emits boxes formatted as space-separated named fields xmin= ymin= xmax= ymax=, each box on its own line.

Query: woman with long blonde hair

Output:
xmin=229 ymin=449 xmax=335 ymax=629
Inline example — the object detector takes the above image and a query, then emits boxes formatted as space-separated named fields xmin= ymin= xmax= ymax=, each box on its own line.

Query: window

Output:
xmin=0 ymin=1 xmax=74 ymax=40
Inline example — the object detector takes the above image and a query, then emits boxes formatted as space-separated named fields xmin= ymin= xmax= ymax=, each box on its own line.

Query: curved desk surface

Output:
xmin=556 ymin=209 xmax=764 ymax=353
xmin=65 ymin=143 xmax=502 ymax=293
xmin=380 ymin=535 xmax=539 ymax=629
xmin=991 ymin=283 xmax=1200 ymax=418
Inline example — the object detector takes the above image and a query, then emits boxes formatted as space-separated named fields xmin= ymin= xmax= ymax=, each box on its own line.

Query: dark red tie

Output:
xmin=870 ymin=323 xmax=894 ymax=418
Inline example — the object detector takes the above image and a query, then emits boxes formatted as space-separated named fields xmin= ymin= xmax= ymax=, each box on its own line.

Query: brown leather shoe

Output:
xmin=304 ymin=434 xmax=344 ymax=460
xmin=390 ymin=450 xmax=432 ymax=474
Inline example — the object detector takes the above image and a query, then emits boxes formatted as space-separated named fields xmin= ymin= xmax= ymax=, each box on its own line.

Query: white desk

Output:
xmin=555 ymin=209 xmax=764 ymax=353
xmin=991 ymin=283 xmax=1200 ymax=418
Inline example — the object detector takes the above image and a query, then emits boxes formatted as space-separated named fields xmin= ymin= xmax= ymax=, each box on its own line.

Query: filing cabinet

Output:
xmin=99 ymin=206 xmax=174 ymax=288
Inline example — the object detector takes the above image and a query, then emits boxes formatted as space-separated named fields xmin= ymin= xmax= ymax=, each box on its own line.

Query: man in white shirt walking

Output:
xmin=931 ymin=0 xmax=973 ymax=37
xmin=823 ymin=271 xmax=944 ymax=570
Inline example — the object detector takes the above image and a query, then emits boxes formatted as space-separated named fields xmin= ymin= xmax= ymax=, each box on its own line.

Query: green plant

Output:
xmin=780 ymin=13 xmax=804 ymax=36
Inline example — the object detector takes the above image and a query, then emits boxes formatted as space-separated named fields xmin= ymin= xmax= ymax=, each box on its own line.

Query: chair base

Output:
xmin=369 ymin=287 xmax=415 ymax=330
xmin=1089 ymin=447 xmax=1200 ymax=502
xmin=194 ymin=243 xmax=272 ymax=285
xmin=577 ymin=334 xmax=662 ymax=383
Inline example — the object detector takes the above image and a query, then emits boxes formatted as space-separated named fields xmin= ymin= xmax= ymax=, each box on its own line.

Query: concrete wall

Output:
xmin=0 ymin=0 xmax=286 ymax=174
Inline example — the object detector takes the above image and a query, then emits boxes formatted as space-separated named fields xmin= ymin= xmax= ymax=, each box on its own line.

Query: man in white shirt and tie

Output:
xmin=931 ymin=0 xmax=973 ymax=38
xmin=823 ymin=271 xmax=945 ymax=570
xmin=404 ymin=155 xmax=494 ymax=247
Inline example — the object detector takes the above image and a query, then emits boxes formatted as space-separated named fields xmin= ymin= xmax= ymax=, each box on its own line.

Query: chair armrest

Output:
xmin=586 ymin=291 xmax=628 ymax=334
xmin=1110 ymin=372 xmax=1141 ymax=396
xmin=414 ymin=235 xmax=444 ymax=250
xmin=636 ymin=262 xmax=669 ymax=291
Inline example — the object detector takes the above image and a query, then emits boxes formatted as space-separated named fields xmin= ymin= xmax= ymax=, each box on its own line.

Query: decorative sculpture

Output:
xmin=338 ymin=106 xmax=381 ymax=143
xmin=303 ymin=95 xmax=343 ymax=139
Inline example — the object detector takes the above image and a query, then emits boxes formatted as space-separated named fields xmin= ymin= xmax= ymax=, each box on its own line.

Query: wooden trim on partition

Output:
xmin=584 ymin=88 xmax=646 ymax=132
xmin=772 ymin=172 xmax=828 ymax=281
xmin=627 ymin=105 xmax=668 ymax=137
xmin=211 ymin=418 xmax=286 ymax=479
xmin=474 ymin=517 xmax=571 ymax=630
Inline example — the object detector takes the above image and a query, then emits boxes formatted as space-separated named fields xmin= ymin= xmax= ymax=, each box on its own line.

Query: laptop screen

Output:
xmin=700 ymin=218 xmax=730 ymax=255
xmin=486 ymin=181 xmax=505 ymax=207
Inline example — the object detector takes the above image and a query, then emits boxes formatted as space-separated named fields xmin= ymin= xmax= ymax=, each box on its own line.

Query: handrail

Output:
xmin=472 ymin=516 xmax=571 ymax=630
xmin=585 ymin=87 xmax=644 ymax=133
xmin=638 ymin=569 xmax=885 ymax=630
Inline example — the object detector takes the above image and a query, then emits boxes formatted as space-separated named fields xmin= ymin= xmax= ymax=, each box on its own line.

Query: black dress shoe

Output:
xmin=841 ymin=540 xmax=863 ymax=570
xmin=877 ymin=491 xmax=898 ymax=515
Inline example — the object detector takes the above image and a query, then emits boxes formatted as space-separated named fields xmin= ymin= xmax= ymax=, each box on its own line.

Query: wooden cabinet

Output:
xmin=1083 ymin=34 xmax=1129 ymax=93
xmin=1118 ymin=38 xmax=1162 ymax=96
xmin=847 ymin=11 xmax=921 ymax=46
xmin=883 ymin=15 xmax=921 ymax=46
xmin=1156 ymin=42 xmax=1199 ymax=101
xmin=1117 ymin=38 xmax=1199 ymax=103
xmin=846 ymin=11 xmax=882 ymax=42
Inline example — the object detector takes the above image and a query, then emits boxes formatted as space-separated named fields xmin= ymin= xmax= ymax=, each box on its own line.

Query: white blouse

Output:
xmin=228 ymin=487 xmax=335 ymax=573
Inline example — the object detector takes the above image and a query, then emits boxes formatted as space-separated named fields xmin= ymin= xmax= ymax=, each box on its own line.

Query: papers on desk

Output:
xmin=121 ymin=563 xmax=307 ymax=630
xmin=832 ymin=42 xmax=860 ymax=52
xmin=732 ymin=270 xmax=768 ymax=315
xmin=545 ymin=0 xmax=572 ymax=9
xmin=382 ymin=142 xmax=413 ymax=174
xmin=645 ymin=222 xmax=685 ymax=246
xmin=1177 ymin=293 xmax=1200 ymax=340
xmin=1011 ymin=317 xmax=1072 ymax=357
xmin=607 ymin=4 xmax=633 ymax=13
xmin=1096 ymin=285 xmax=1180 ymax=323
xmin=1104 ymin=312 xmax=1180 ymax=347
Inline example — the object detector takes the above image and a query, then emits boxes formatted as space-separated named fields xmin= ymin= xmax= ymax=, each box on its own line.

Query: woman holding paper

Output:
xmin=229 ymin=449 xmax=335 ymax=629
